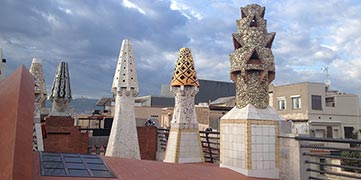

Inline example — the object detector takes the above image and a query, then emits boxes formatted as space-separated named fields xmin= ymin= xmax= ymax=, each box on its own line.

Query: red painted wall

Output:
xmin=137 ymin=126 xmax=158 ymax=160
xmin=43 ymin=116 xmax=89 ymax=154
xmin=0 ymin=66 xmax=34 ymax=180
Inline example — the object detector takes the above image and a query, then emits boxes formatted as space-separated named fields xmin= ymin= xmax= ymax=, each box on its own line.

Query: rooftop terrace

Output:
xmin=33 ymin=152 xmax=273 ymax=180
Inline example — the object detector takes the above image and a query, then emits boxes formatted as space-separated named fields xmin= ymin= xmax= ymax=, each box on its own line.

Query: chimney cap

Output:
xmin=170 ymin=48 xmax=199 ymax=87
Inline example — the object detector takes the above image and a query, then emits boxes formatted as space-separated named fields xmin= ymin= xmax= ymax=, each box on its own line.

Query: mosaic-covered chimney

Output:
xmin=106 ymin=39 xmax=140 ymax=159
xmin=230 ymin=4 xmax=276 ymax=109
xmin=29 ymin=58 xmax=47 ymax=151
xmin=30 ymin=58 xmax=47 ymax=107
xmin=164 ymin=48 xmax=204 ymax=163
xmin=49 ymin=61 xmax=72 ymax=116
xmin=220 ymin=5 xmax=281 ymax=179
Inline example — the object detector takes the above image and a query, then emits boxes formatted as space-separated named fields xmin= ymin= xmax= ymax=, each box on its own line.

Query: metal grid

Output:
xmin=39 ymin=152 xmax=116 ymax=178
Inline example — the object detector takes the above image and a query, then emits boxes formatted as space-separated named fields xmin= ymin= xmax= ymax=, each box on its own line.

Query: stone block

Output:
xmin=220 ymin=105 xmax=282 ymax=179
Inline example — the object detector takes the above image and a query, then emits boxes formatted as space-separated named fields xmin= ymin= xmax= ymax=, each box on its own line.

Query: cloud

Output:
xmin=170 ymin=1 xmax=204 ymax=20
xmin=0 ymin=0 xmax=190 ymax=97
xmin=122 ymin=0 xmax=146 ymax=15
xmin=331 ymin=58 xmax=361 ymax=81
xmin=258 ymin=0 xmax=361 ymax=98
xmin=0 ymin=0 xmax=360 ymax=101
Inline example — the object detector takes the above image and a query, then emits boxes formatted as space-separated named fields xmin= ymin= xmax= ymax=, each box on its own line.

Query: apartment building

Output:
xmin=269 ymin=82 xmax=360 ymax=139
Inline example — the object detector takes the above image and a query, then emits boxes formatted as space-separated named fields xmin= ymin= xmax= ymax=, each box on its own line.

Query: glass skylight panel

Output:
xmin=40 ymin=152 xmax=116 ymax=178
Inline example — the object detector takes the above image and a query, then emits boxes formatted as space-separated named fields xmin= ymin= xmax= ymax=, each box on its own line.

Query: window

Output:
xmin=312 ymin=95 xmax=322 ymax=110
xmin=291 ymin=95 xmax=301 ymax=109
xmin=315 ymin=129 xmax=325 ymax=138
xmin=277 ymin=97 xmax=286 ymax=110
xmin=326 ymin=126 xmax=332 ymax=138
xmin=325 ymin=97 xmax=335 ymax=107
xmin=344 ymin=127 xmax=356 ymax=139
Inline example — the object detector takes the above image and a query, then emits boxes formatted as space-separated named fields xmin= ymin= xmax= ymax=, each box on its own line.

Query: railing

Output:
xmin=157 ymin=128 xmax=169 ymax=152
xmin=83 ymin=127 xmax=221 ymax=163
xmin=296 ymin=136 xmax=361 ymax=180
xmin=157 ymin=128 xmax=220 ymax=163
xmin=199 ymin=130 xmax=220 ymax=163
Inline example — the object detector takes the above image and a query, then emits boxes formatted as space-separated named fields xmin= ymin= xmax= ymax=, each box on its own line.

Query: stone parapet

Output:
xmin=279 ymin=133 xmax=310 ymax=180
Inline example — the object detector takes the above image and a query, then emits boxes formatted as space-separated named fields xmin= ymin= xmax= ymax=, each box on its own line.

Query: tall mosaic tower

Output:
xmin=30 ymin=58 xmax=47 ymax=151
xmin=230 ymin=4 xmax=275 ymax=109
xmin=220 ymin=4 xmax=282 ymax=179
xmin=49 ymin=62 xmax=72 ymax=116
xmin=105 ymin=39 xmax=140 ymax=159
xmin=164 ymin=48 xmax=204 ymax=163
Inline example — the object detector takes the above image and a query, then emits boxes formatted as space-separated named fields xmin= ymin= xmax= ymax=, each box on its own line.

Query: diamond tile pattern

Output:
xmin=39 ymin=152 xmax=116 ymax=178
xmin=170 ymin=48 xmax=199 ymax=87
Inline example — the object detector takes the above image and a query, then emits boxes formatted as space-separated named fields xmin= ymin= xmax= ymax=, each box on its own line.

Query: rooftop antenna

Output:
xmin=321 ymin=66 xmax=331 ymax=91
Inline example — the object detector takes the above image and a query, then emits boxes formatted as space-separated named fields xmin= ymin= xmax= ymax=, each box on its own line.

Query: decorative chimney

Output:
xmin=105 ymin=39 xmax=140 ymax=159
xmin=220 ymin=4 xmax=282 ymax=179
xmin=164 ymin=48 xmax=204 ymax=163
xmin=49 ymin=62 xmax=72 ymax=116
xmin=29 ymin=58 xmax=47 ymax=151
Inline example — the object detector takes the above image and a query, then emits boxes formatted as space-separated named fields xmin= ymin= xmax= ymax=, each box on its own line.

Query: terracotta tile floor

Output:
xmin=33 ymin=152 xmax=276 ymax=180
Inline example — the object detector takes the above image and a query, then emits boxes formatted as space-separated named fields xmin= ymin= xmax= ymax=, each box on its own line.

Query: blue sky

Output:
xmin=1 ymin=0 xmax=361 ymax=99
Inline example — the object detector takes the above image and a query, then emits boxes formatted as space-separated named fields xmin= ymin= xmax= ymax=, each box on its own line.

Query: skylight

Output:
xmin=39 ymin=152 xmax=116 ymax=178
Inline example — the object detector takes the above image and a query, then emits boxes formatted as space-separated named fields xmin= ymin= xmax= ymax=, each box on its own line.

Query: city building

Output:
xmin=162 ymin=80 xmax=361 ymax=139
xmin=86 ymin=79 xmax=236 ymax=130
xmin=137 ymin=79 xmax=236 ymax=107
xmin=210 ymin=82 xmax=361 ymax=139
xmin=269 ymin=82 xmax=360 ymax=139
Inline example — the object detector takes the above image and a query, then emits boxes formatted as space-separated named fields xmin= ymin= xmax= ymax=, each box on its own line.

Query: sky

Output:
xmin=1 ymin=0 xmax=361 ymax=99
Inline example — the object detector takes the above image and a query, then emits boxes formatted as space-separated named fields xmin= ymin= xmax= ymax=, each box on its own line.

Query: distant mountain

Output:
xmin=45 ymin=98 xmax=99 ymax=115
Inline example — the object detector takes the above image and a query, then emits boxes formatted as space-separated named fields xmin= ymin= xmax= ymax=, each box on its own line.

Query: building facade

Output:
xmin=269 ymin=82 xmax=360 ymax=139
